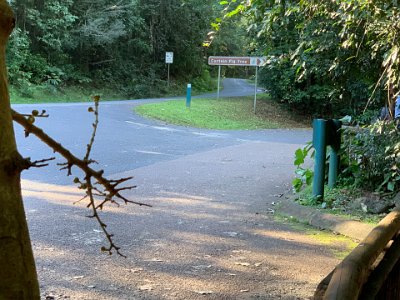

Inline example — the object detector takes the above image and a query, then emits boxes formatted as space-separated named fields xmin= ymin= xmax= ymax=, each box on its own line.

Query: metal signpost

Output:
xmin=217 ymin=65 xmax=221 ymax=99
xmin=208 ymin=56 xmax=267 ymax=112
xmin=165 ymin=52 xmax=174 ymax=87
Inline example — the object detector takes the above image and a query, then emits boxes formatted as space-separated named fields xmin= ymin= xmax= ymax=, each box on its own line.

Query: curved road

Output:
xmin=13 ymin=79 xmax=341 ymax=299
xmin=15 ymin=78 xmax=309 ymax=184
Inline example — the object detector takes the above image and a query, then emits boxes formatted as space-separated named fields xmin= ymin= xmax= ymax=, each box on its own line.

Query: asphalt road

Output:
xmin=14 ymin=78 xmax=310 ymax=184
xmin=12 ymin=79 xmax=343 ymax=299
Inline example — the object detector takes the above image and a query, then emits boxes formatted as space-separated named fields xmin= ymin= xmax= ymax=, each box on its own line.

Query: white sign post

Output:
xmin=165 ymin=52 xmax=174 ymax=87
xmin=208 ymin=56 xmax=267 ymax=112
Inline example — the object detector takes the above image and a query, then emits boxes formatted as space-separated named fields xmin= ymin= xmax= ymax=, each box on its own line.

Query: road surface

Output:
xmin=12 ymin=79 xmax=342 ymax=299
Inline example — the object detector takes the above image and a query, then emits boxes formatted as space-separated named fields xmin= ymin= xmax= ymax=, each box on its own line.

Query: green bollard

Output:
xmin=328 ymin=120 xmax=342 ymax=188
xmin=328 ymin=147 xmax=339 ymax=188
xmin=186 ymin=83 xmax=192 ymax=108
xmin=312 ymin=119 xmax=327 ymax=200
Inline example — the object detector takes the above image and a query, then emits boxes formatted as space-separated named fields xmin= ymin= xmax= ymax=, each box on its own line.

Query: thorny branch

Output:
xmin=29 ymin=157 xmax=56 ymax=168
xmin=11 ymin=97 xmax=151 ymax=256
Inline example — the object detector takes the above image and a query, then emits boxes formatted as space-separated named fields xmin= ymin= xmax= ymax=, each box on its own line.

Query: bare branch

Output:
xmin=11 ymin=101 xmax=151 ymax=256
xmin=85 ymin=96 xmax=100 ymax=162
xmin=30 ymin=157 xmax=56 ymax=168
xmin=85 ymin=176 xmax=126 ymax=257
xmin=19 ymin=109 xmax=49 ymax=118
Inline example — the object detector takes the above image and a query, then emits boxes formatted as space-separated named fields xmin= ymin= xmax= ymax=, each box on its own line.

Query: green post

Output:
xmin=328 ymin=120 xmax=342 ymax=188
xmin=186 ymin=83 xmax=192 ymax=108
xmin=312 ymin=119 xmax=327 ymax=199
xmin=328 ymin=147 xmax=339 ymax=188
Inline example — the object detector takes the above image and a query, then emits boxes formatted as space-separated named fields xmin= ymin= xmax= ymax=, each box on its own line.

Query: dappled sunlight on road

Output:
xmin=22 ymin=187 xmax=82 ymax=204
xmin=22 ymin=179 xmax=81 ymax=198
xmin=251 ymin=228 xmax=348 ymax=248
xmin=23 ymin=178 xmax=345 ymax=298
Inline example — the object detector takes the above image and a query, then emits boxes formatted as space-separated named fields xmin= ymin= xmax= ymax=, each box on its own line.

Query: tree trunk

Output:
xmin=0 ymin=1 xmax=40 ymax=299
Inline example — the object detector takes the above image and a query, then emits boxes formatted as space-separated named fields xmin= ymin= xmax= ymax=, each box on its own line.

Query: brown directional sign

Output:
xmin=208 ymin=56 xmax=267 ymax=67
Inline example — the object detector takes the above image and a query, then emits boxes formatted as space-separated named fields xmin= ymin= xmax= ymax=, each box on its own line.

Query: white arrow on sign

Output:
xmin=250 ymin=57 xmax=267 ymax=67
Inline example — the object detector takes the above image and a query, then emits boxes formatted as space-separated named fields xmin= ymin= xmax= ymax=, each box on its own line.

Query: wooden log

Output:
xmin=323 ymin=209 xmax=400 ymax=300
xmin=314 ymin=270 xmax=334 ymax=299
xmin=359 ymin=235 xmax=400 ymax=299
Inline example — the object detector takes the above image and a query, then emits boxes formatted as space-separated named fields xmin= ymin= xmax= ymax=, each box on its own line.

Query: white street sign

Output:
xmin=165 ymin=52 xmax=174 ymax=64
xmin=208 ymin=56 xmax=267 ymax=67
xmin=208 ymin=56 xmax=267 ymax=113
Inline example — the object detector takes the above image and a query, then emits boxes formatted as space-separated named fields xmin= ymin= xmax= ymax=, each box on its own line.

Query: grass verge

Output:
xmin=9 ymin=86 xmax=127 ymax=104
xmin=295 ymin=185 xmax=381 ymax=225
xmin=135 ymin=94 xmax=310 ymax=130
xmin=9 ymin=78 xmax=219 ymax=105
xmin=274 ymin=214 xmax=358 ymax=259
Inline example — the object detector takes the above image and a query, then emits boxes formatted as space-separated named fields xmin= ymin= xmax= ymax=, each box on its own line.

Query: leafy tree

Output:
xmin=222 ymin=0 xmax=400 ymax=117
xmin=7 ymin=0 xmax=221 ymax=98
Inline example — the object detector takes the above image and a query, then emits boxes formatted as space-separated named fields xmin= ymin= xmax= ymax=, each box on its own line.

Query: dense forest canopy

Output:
xmin=7 ymin=0 xmax=400 ymax=118
xmin=6 ymin=0 xmax=251 ymax=99
xmin=222 ymin=0 xmax=400 ymax=118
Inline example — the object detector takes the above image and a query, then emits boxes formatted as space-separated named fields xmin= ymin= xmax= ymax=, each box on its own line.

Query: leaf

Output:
xmin=305 ymin=170 xmax=314 ymax=185
xmin=211 ymin=22 xmax=220 ymax=31
xmin=292 ymin=178 xmax=303 ymax=192
xmin=294 ymin=148 xmax=305 ymax=166
xmin=295 ymin=168 xmax=306 ymax=176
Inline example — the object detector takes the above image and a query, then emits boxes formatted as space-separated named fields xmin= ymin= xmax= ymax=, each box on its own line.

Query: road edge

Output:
xmin=276 ymin=199 xmax=374 ymax=241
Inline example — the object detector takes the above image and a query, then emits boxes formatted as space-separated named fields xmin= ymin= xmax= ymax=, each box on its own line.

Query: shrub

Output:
xmin=340 ymin=121 xmax=400 ymax=194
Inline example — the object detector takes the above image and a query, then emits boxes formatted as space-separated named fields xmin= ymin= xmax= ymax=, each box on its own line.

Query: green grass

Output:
xmin=9 ymin=86 xmax=126 ymax=104
xmin=135 ymin=94 xmax=310 ymax=130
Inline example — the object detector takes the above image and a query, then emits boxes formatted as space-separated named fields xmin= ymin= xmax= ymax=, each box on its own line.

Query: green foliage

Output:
xmin=7 ymin=0 xmax=221 ymax=98
xmin=192 ymin=69 xmax=216 ymax=93
xmin=340 ymin=122 xmax=400 ymax=194
xmin=9 ymin=85 xmax=126 ymax=104
xmin=293 ymin=142 xmax=314 ymax=192
xmin=292 ymin=121 xmax=400 ymax=196
xmin=221 ymin=0 xmax=399 ymax=117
